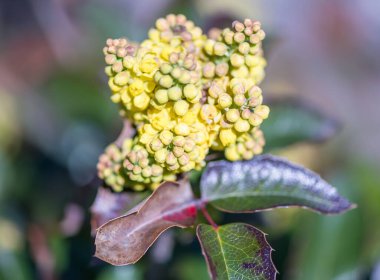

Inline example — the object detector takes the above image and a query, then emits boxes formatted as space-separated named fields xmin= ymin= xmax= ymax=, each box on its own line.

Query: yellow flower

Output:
xmin=133 ymin=92 xmax=150 ymax=110
xmin=129 ymin=79 xmax=144 ymax=96
xmin=148 ymin=107 xmax=172 ymax=131
xmin=140 ymin=56 xmax=159 ymax=74
xmin=101 ymin=15 xmax=270 ymax=190
xmin=219 ymin=129 xmax=237 ymax=146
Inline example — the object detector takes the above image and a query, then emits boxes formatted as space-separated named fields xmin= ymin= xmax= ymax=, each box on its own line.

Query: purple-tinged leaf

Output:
xmin=90 ymin=187 xmax=147 ymax=235
xmin=95 ymin=180 xmax=197 ymax=265
xmin=197 ymin=223 xmax=277 ymax=280
xmin=201 ymin=155 xmax=355 ymax=214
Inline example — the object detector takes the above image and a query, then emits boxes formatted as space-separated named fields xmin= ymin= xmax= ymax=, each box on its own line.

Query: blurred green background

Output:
xmin=1 ymin=0 xmax=380 ymax=279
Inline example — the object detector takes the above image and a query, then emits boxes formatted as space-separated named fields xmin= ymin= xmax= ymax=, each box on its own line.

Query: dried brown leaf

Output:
xmin=90 ymin=187 xmax=147 ymax=235
xmin=95 ymin=180 xmax=197 ymax=265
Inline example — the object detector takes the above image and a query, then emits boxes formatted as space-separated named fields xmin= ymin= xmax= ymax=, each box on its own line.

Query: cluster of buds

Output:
xmin=122 ymin=144 xmax=176 ymax=191
xmin=205 ymin=78 xmax=269 ymax=152
xmin=202 ymin=19 xmax=266 ymax=84
xmin=98 ymin=15 xmax=270 ymax=191
xmin=97 ymin=139 xmax=133 ymax=192
xmin=224 ymin=128 xmax=265 ymax=161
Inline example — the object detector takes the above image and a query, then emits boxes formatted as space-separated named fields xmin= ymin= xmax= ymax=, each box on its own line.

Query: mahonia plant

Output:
xmin=92 ymin=14 xmax=355 ymax=279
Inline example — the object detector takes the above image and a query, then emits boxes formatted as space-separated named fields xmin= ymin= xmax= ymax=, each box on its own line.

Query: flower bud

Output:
xmin=223 ymin=30 xmax=234 ymax=45
xmin=105 ymin=54 xmax=117 ymax=65
xmin=114 ymin=71 xmax=130 ymax=86
xmin=183 ymin=84 xmax=199 ymax=100
xmin=160 ymin=63 xmax=173 ymax=74
xmin=150 ymin=138 xmax=164 ymax=151
xmin=244 ymin=27 xmax=253 ymax=36
xmin=183 ymin=139 xmax=195 ymax=152
xmin=155 ymin=18 xmax=169 ymax=30
xmin=151 ymin=165 xmax=163 ymax=176
xmin=174 ymin=100 xmax=189 ymax=116
xmin=234 ymin=119 xmax=250 ymax=132
xmin=154 ymin=71 xmax=163 ymax=83
xmin=153 ymin=90 xmax=167 ymax=105
xmin=159 ymin=130 xmax=173 ymax=145
xmin=155 ymin=148 xmax=168 ymax=163
xmin=173 ymin=136 xmax=185 ymax=147
xmin=139 ymin=157 xmax=149 ymax=168
xmin=202 ymin=62 xmax=216 ymax=78
xmin=204 ymin=39 xmax=215 ymax=55
xmin=181 ymin=161 xmax=195 ymax=172
xmin=133 ymin=92 xmax=150 ymax=110
xmin=254 ymin=105 xmax=270 ymax=119
xmin=208 ymin=82 xmax=224 ymax=98
xmin=226 ymin=109 xmax=240 ymax=123
xmin=220 ymin=117 xmax=233 ymax=128
xmin=241 ymin=109 xmax=251 ymax=119
xmin=225 ymin=145 xmax=240 ymax=161
xmin=129 ymin=79 xmax=144 ymax=96
xmin=178 ymin=154 xmax=190 ymax=166
xmin=231 ymin=83 xmax=245 ymax=95
xmin=232 ymin=21 xmax=245 ymax=32
xmin=238 ymin=42 xmax=250 ymax=54
xmin=257 ymin=29 xmax=266 ymax=40
xmin=168 ymin=86 xmax=182 ymax=101
xmin=250 ymin=34 xmax=261 ymax=44
xmin=112 ymin=61 xmax=123 ymax=73
xmin=173 ymin=146 xmax=185 ymax=157
xmin=248 ymin=113 xmax=263 ymax=126
xmin=142 ymin=167 xmax=152 ymax=177
xmin=174 ymin=123 xmax=190 ymax=136
xmin=178 ymin=71 xmax=191 ymax=84
xmin=200 ymin=104 xmax=218 ymax=121
xmin=215 ymin=62 xmax=229 ymax=77
xmin=166 ymin=152 xmax=178 ymax=165
xmin=132 ymin=165 xmax=142 ymax=174
xmin=230 ymin=53 xmax=245 ymax=67
xmin=219 ymin=129 xmax=237 ymax=146
xmin=218 ymin=93 xmax=232 ymax=108
xmin=170 ymin=67 xmax=181 ymax=79
xmin=234 ymin=32 xmax=245 ymax=43
xmin=234 ymin=94 xmax=246 ymax=107
xmin=110 ymin=93 xmax=121 ymax=103
xmin=213 ymin=42 xmax=228 ymax=56
xmin=159 ymin=75 xmax=174 ymax=88
xmin=244 ymin=19 xmax=253 ymax=27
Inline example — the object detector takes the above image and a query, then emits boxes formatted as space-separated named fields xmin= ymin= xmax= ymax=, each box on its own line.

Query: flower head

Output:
xmin=100 ymin=15 xmax=270 ymax=191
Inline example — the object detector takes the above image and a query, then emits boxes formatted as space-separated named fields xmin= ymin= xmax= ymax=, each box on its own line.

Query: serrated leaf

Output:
xmin=90 ymin=187 xmax=147 ymax=235
xmin=201 ymin=155 xmax=355 ymax=214
xmin=262 ymin=99 xmax=340 ymax=150
xmin=95 ymin=180 xmax=197 ymax=265
xmin=197 ymin=223 xmax=277 ymax=280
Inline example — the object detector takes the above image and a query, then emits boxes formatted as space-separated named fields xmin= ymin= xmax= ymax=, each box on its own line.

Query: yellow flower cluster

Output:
xmin=99 ymin=15 xmax=269 ymax=191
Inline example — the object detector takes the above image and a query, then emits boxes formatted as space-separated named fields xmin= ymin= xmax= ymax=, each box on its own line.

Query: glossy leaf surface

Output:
xmin=201 ymin=156 xmax=354 ymax=214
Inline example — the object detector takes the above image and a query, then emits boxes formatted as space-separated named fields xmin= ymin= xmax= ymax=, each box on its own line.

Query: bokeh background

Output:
xmin=1 ymin=0 xmax=380 ymax=279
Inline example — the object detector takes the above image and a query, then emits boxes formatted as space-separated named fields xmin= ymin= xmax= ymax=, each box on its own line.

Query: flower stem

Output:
xmin=200 ymin=204 xmax=218 ymax=229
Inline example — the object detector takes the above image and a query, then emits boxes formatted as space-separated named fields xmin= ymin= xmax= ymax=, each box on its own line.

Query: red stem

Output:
xmin=200 ymin=204 xmax=218 ymax=229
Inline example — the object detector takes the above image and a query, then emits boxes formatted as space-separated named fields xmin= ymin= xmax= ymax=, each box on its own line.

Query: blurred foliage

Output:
xmin=0 ymin=0 xmax=379 ymax=279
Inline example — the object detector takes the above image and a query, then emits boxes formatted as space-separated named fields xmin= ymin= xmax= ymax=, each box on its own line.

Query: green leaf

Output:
xmin=197 ymin=223 xmax=277 ymax=280
xmin=262 ymin=99 xmax=340 ymax=150
xmin=201 ymin=155 xmax=355 ymax=214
